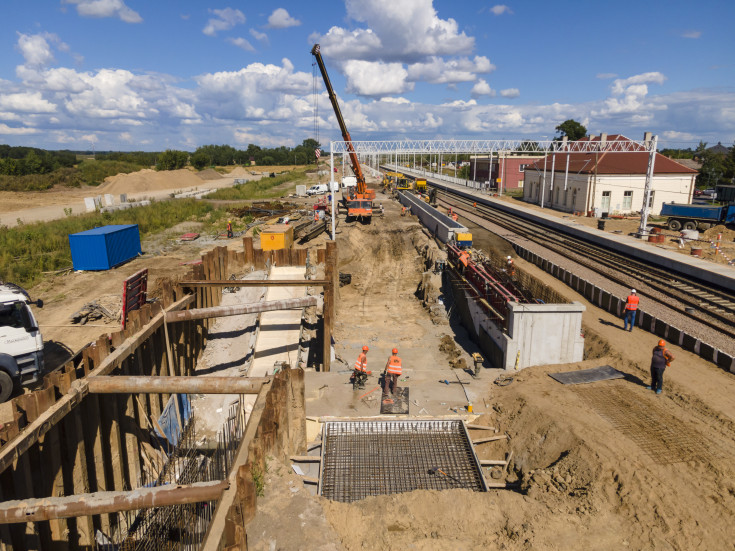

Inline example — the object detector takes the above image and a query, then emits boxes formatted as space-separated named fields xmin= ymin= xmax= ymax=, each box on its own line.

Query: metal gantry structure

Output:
xmin=329 ymin=136 xmax=660 ymax=235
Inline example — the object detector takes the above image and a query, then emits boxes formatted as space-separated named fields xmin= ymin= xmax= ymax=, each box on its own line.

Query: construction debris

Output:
xmin=70 ymin=296 xmax=122 ymax=325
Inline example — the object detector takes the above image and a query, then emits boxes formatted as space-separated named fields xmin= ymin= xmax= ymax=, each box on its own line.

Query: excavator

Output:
xmin=311 ymin=44 xmax=375 ymax=223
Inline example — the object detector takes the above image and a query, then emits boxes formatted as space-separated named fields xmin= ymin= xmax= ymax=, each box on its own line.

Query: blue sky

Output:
xmin=0 ymin=0 xmax=733 ymax=151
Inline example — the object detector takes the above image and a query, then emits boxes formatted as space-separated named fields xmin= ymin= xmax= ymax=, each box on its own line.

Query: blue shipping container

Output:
xmin=69 ymin=224 xmax=142 ymax=270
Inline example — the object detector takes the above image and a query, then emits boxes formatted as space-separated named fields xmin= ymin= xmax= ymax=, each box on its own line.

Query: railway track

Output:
xmin=435 ymin=189 xmax=735 ymax=341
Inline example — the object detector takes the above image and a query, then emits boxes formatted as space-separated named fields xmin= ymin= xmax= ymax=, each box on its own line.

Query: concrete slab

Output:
xmin=249 ymin=266 xmax=307 ymax=377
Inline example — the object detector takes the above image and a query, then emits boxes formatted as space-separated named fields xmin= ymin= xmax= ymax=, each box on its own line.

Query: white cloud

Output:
xmin=490 ymin=5 xmax=512 ymax=15
xmin=471 ymin=79 xmax=495 ymax=97
xmin=681 ymin=30 xmax=701 ymax=39
xmin=610 ymin=72 xmax=666 ymax=95
xmin=227 ymin=37 xmax=255 ymax=52
xmin=16 ymin=33 xmax=55 ymax=67
xmin=500 ymin=88 xmax=520 ymax=98
xmin=250 ymin=29 xmax=268 ymax=43
xmin=203 ymin=8 xmax=246 ymax=36
xmin=266 ymin=8 xmax=301 ymax=29
xmin=64 ymin=0 xmax=142 ymax=23
xmin=341 ymin=60 xmax=412 ymax=96
xmin=0 ymin=123 xmax=39 ymax=135
xmin=596 ymin=73 xmax=618 ymax=79
xmin=0 ymin=92 xmax=57 ymax=113
xmin=407 ymin=56 xmax=494 ymax=84
xmin=318 ymin=0 xmax=474 ymax=62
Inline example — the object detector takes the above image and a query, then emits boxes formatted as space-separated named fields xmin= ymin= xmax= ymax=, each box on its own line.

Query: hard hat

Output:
xmin=228 ymin=220 xmax=232 ymax=223
xmin=658 ymin=339 xmax=665 ymax=347
xmin=362 ymin=345 xmax=369 ymax=352
xmin=392 ymin=348 xmax=398 ymax=354
xmin=507 ymin=256 xmax=512 ymax=260
xmin=631 ymin=289 xmax=636 ymax=294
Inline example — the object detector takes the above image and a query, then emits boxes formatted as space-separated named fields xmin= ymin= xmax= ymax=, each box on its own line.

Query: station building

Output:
xmin=521 ymin=134 xmax=698 ymax=216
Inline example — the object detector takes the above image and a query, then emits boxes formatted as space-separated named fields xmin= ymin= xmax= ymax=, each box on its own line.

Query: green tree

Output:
xmin=157 ymin=150 xmax=188 ymax=171
xmin=555 ymin=119 xmax=587 ymax=141
xmin=697 ymin=150 xmax=726 ymax=188
xmin=190 ymin=151 xmax=209 ymax=170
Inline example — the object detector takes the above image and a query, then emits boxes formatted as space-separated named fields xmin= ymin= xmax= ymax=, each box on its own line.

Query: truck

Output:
xmin=341 ymin=176 xmax=357 ymax=190
xmin=661 ymin=185 xmax=735 ymax=230
xmin=306 ymin=183 xmax=329 ymax=196
xmin=0 ymin=283 xmax=44 ymax=402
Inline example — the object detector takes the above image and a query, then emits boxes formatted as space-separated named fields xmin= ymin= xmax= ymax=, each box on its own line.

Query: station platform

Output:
xmin=402 ymin=169 xmax=735 ymax=291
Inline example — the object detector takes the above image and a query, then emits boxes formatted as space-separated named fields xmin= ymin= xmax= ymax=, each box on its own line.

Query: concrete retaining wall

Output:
xmin=399 ymin=191 xmax=468 ymax=244
xmin=512 ymin=246 xmax=735 ymax=373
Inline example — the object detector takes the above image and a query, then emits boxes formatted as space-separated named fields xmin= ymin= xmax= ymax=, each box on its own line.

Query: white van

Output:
xmin=306 ymin=184 xmax=329 ymax=196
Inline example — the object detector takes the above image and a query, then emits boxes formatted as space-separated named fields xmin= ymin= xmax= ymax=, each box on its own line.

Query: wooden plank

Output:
xmin=289 ymin=455 xmax=320 ymax=462
xmin=479 ymin=459 xmax=508 ymax=466
xmin=178 ymin=279 xmax=329 ymax=287
xmin=472 ymin=435 xmax=509 ymax=445
xmin=466 ymin=424 xmax=497 ymax=431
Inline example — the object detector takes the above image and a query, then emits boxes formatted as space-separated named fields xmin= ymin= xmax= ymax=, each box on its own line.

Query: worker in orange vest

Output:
xmin=458 ymin=250 xmax=470 ymax=267
xmin=623 ymin=289 xmax=639 ymax=331
xmin=647 ymin=339 xmax=674 ymax=394
xmin=227 ymin=220 xmax=233 ymax=238
xmin=383 ymin=348 xmax=402 ymax=395
xmin=452 ymin=213 xmax=458 ymax=222
xmin=506 ymin=255 xmax=515 ymax=276
xmin=401 ymin=206 xmax=407 ymax=217
xmin=353 ymin=346 xmax=369 ymax=390
xmin=473 ymin=202 xmax=477 ymax=208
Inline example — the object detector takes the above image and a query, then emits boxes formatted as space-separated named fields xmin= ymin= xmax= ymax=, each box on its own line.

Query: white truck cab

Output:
xmin=341 ymin=176 xmax=357 ymax=190
xmin=0 ymin=284 xmax=44 ymax=402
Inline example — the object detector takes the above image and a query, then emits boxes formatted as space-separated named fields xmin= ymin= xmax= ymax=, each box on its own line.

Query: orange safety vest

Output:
xmin=354 ymin=352 xmax=367 ymax=373
xmin=459 ymin=251 xmax=470 ymax=267
xmin=625 ymin=295 xmax=639 ymax=311
xmin=386 ymin=355 xmax=402 ymax=375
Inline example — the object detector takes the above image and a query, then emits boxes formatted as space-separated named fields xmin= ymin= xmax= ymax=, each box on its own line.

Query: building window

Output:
xmin=623 ymin=190 xmax=633 ymax=210
xmin=519 ymin=164 xmax=528 ymax=172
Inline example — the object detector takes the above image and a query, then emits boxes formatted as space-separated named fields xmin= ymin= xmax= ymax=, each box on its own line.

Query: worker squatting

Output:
xmin=352 ymin=346 xmax=402 ymax=395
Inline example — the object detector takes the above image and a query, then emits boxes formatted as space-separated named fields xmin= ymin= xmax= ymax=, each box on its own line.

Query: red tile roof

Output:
xmin=529 ymin=135 xmax=698 ymax=175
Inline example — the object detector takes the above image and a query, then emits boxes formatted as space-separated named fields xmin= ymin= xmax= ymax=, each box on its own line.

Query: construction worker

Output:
xmin=473 ymin=202 xmax=477 ymax=208
xmin=383 ymin=348 xmax=402 ymax=395
xmin=648 ymin=340 xmax=674 ymax=394
xmin=353 ymin=346 xmax=369 ymax=390
xmin=458 ymin=250 xmax=470 ymax=267
xmin=227 ymin=220 xmax=233 ymax=238
xmin=452 ymin=213 xmax=459 ymax=222
xmin=623 ymin=289 xmax=639 ymax=331
xmin=401 ymin=206 xmax=407 ymax=217
xmin=506 ymin=255 xmax=515 ymax=276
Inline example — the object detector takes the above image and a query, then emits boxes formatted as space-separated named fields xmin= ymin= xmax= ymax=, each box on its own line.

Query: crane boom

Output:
xmin=311 ymin=43 xmax=366 ymax=195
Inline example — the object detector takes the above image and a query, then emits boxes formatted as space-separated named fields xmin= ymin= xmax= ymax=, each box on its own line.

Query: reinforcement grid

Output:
xmin=320 ymin=420 xmax=486 ymax=503
xmin=94 ymin=398 xmax=246 ymax=551
xmin=576 ymin=385 xmax=713 ymax=465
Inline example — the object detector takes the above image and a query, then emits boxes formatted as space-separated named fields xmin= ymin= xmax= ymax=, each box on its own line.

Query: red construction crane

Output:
xmin=311 ymin=43 xmax=374 ymax=222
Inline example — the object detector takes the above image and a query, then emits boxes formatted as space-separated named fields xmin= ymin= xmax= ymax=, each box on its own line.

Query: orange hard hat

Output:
xmin=658 ymin=339 xmax=665 ymax=347
xmin=392 ymin=348 xmax=398 ymax=354
xmin=362 ymin=345 xmax=369 ymax=352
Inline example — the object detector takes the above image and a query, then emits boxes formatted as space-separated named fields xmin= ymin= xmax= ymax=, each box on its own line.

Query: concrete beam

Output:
xmin=0 ymin=481 xmax=228 ymax=524
xmin=86 ymin=376 xmax=270 ymax=395
xmin=165 ymin=296 xmax=317 ymax=323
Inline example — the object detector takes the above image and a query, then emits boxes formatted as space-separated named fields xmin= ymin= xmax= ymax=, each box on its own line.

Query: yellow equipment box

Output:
xmin=260 ymin=224 xmax=294 ymax=251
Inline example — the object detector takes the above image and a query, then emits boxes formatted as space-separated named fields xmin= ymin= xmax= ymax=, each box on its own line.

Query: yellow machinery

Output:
xmin=260 ymin=224 xmax=294 ymax=251
xmin=396 ymin=176 xmax=412 ymax=191
xmin=382 ymin=171 xmax=404 ymax=189
xmin=415 ymin=178 xmax=427 ymax=193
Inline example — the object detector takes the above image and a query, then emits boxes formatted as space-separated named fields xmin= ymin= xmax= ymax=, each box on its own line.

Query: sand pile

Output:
xmin=98 ymin=169 xmax=204 ymax=194
xmin=196 ymin=168 xmax=223 ymax=180
xmin=230 ymin=166 xmax=256 ymax=177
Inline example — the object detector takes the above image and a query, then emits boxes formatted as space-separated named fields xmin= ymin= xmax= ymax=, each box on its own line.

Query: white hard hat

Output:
xmin=507 ymin=256 xmax=512 ymax=260
xmin=631 ymin=289 xmax=636 ymax=294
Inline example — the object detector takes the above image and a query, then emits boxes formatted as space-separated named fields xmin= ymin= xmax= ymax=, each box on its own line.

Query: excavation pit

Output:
xmin=318 ymin=420 xmax=487 ymax=503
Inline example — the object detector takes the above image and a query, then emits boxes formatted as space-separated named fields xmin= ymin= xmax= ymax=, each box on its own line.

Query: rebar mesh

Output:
xmin=320 ymin=420 xmax=486 ymax=503
xmin=576 ymin=384 xmax=715 ymax=464
xmin=95 ymin=397 xmax=248 ymax=550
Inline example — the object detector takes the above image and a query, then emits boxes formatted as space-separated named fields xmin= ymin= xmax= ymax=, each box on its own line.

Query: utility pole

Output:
xmin=638 ymin=134 xmax=658 ymax=236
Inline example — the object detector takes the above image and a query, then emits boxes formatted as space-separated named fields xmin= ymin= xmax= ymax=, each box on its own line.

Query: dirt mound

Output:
xmin=229 ymin=166 xmax=255 ymax=177
xmin=98 ymin=169 xmax=204 ymax=194
xmin=196 ymin=168 xmax=223 ymax=180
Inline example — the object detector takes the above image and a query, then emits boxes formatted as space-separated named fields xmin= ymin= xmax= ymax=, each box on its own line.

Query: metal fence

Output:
xmin=94 ymin=397 xmax=248 ymax=550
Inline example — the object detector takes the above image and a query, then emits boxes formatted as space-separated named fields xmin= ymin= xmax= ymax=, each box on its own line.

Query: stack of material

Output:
xmin=70 ymin=296 xmax=122 ymax=325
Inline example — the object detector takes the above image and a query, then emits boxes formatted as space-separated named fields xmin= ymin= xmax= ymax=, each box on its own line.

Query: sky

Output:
xmin=0 ymin=0 xmax=733 ymax=152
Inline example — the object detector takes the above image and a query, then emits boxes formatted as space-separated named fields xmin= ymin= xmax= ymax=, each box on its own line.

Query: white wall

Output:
xmin=523 ymin=171 xmax=695 ymax=215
